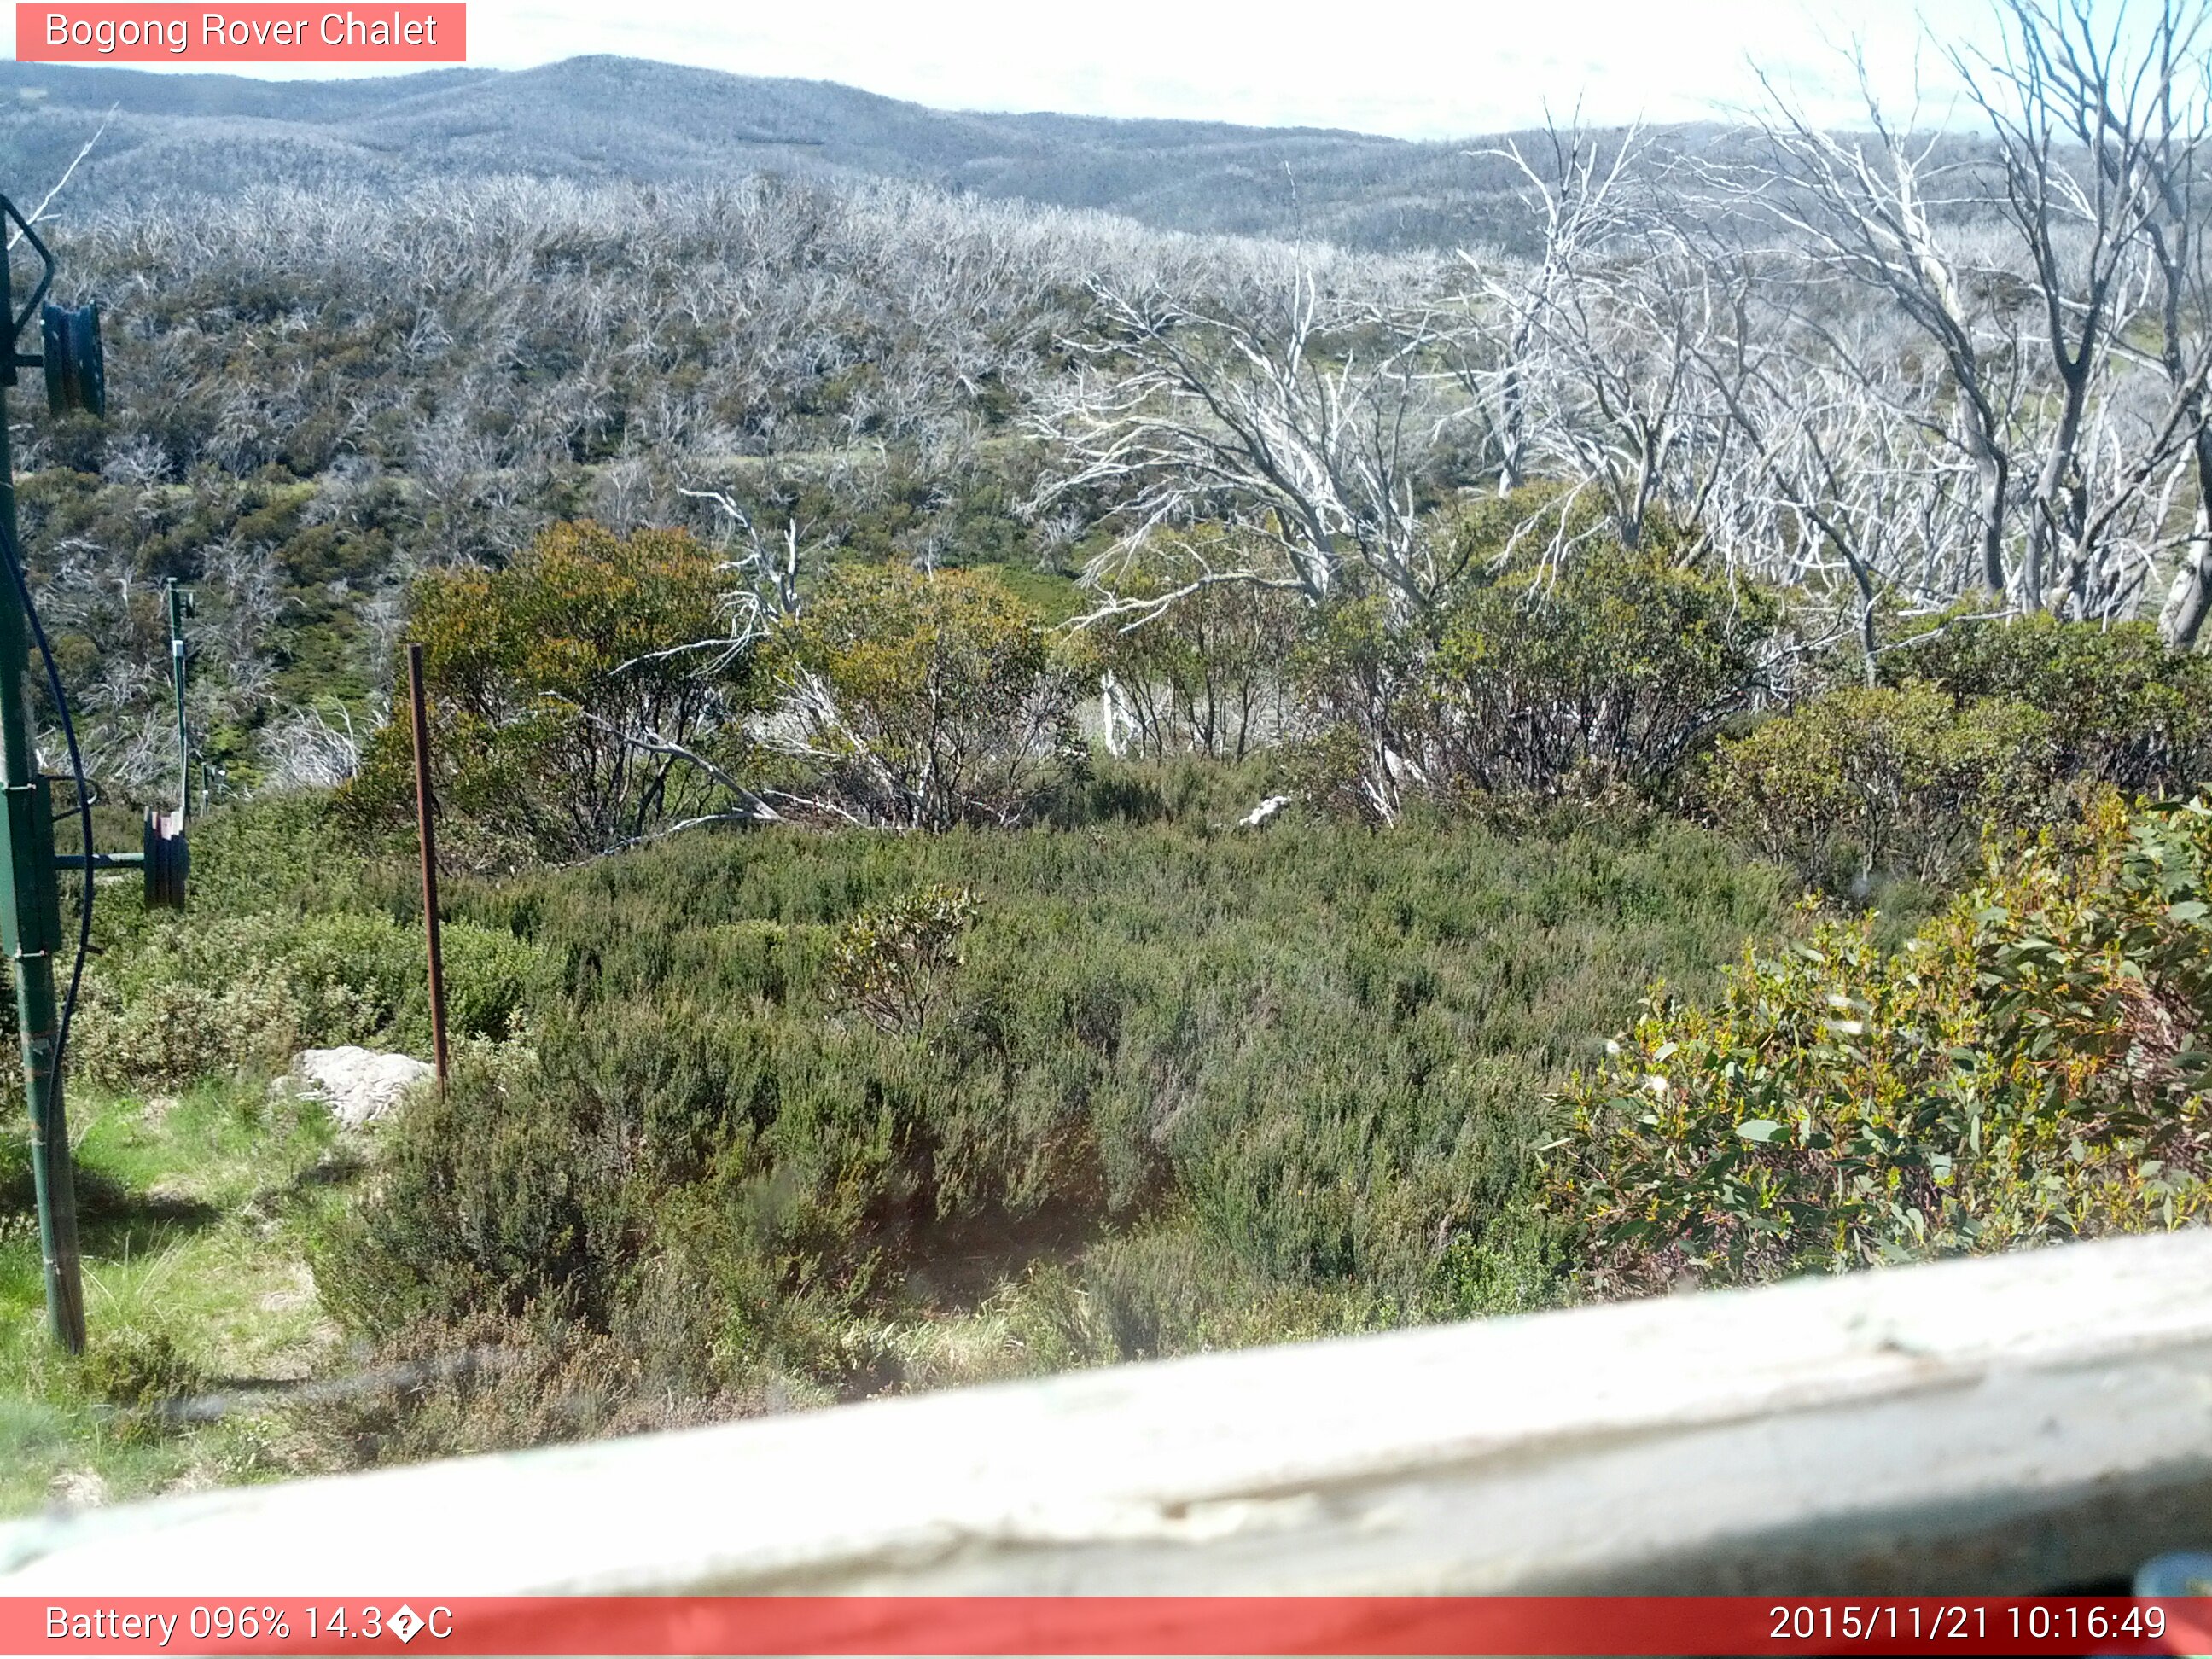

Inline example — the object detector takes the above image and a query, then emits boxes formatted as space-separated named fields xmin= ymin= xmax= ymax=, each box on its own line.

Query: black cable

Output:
xmin=0 ymin=497 xmax=96 ymax=1082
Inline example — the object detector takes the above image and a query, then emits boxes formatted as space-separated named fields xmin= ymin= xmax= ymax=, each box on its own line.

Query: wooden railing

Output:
xmin=4 ymin=1229 xmax=2211 ymax=1595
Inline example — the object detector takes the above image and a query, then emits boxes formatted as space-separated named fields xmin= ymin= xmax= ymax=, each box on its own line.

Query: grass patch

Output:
xmin=0 ymin=1080 xmax=348 ymax=1516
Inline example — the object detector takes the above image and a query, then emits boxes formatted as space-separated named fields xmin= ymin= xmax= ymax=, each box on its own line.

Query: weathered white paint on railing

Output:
xmin=5 ymin=1230 xmax=2212 ymax=1595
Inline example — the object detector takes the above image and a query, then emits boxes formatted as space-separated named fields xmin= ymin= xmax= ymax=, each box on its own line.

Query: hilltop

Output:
xmin=0 ymin=55 xmax=1663 ymax=248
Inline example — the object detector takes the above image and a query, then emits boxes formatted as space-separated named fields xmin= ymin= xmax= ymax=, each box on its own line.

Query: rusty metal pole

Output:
xmin=406 ymin=643 xmax=449 ymax=1090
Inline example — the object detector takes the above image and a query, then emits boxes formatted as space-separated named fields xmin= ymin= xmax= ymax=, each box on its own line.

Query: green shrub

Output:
xmin=79 ymin=1330 xmax=206 ymax=1444
xmin=1090 ymin=529 xmax=1301 ymax=762
xmin=826 ymin=884 xmax=978 ymax=1033
xmin=73 ymin=913 xmax=395 ymax=1090
xmin=1547 ymin=791 xmax=2212 ymax=1297
xmin=79 ymin=1329 xmax=205 ymax=1412
xmin=1705 ymin=683 xmax=2059 ymax=889
xmin=73 ymin=910 xmax=537 ymax=1090
xmin=341 ymin=520 xmax=763 ymax=870
xmin=1881 ymin=614 xmax=2212 ymax=797
xmin=1425 ymin=548 xmax=1783 ymax=801
xmin=1043 ymin=754 xmax=1289 ymax=830
xmin=312 ymin=1052 xmax=612 ymax=1336
xmin=434 ymin=923 xmax=542 ymax=1045
xmin=1288 ymin=545 xmax=1783 ymax=819
xmin=166 ymin=792 xmax=375 ymax=919
xmin=1285 ymin=599 xmax=1429 ymax=824
xmin=771 ymin=564 xmax=1089 ymax=829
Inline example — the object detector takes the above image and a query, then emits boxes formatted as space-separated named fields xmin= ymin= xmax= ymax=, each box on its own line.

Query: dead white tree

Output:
xmin=678 ymin=486 xmax=809 ymax=636
xmin=1747 ymin=56 xmax=2028 ymax=604
xmin=260 ymin=701 xmax=369 ymax=791
xmin=1456 ymin=120 xmax=1651 ymax=499
xmin=1950 ymin=0 xmax=2212 ymax=622
xmin=1697 ymin=277 xmax=1999 ymax=678
xmin=1517 ymin=224 xmax=1752 ymax=560
xmin=1748 ymin=4 xmax=2212 ymax=640
xmin=1030 ymin=262 xmax=1471 ymax=625
xmin=4 ymin=106 xmax=115 ymax=250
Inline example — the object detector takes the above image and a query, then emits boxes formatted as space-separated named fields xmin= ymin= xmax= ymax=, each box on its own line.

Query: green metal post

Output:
xmin=0 ymin=382 xmax=84 ymax=1353
xmin=166 ymin=579 xmax=188 ymax=822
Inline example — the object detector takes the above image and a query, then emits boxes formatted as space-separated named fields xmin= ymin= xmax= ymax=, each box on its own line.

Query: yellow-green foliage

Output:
xmin=1708 ymin=615 xmax=2212 ymax=894
xmin=1549 ymin=792 xmax=2212 ymax=1296
xmin=1428 ymin=549 xmax=1780 ymax=800
xmin=1433 ymin=553 xmax=1778 ymax=791
xmin=1289 ymin=544 xmax=1781 ymax=819
xmin=825 ymin=883 xmax=978 ymax=1032
xmin=75 ymin=1330 xmax=207 ymax=1445
xmin=775 ymin=564 xmax=1088 ymax=828
xmin=1706 ymin=682 xmax=2059 ymax=888
xmin=343 ymin=521 xmax=757 ymax=870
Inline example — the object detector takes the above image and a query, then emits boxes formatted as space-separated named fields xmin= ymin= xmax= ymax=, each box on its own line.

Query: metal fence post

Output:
xmin=407 ymin=644 xmax=450 ymax=1090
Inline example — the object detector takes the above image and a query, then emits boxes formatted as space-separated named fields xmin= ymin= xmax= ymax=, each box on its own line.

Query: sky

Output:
xmin=14 ymin=0 xmax=2009 ymax=138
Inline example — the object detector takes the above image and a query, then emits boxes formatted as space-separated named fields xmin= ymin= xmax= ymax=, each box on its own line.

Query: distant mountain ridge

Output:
xmin=0 ymin=55 xmax=1632 ymax=248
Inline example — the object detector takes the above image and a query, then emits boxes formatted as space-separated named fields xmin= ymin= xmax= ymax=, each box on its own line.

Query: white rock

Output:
xmin=277 ymin=1046 xmax=435 ymax=1131
xmin=46 ymin=1469 xmax=107 ymax=1511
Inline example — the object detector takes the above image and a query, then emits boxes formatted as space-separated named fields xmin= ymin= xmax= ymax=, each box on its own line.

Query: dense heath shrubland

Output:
xmin=321 ymin=800 xmax=1792 ymax=1412
xmin=1556 ymin=791 xmax=2212 ymax=1293
xmin=10 ymin=0 xmax=2212 ymax=1470
xmin=71 ymin=777 xmax=1794 ymax=1449
xmin=50 ymin=530 xmax=2210 ymax=1459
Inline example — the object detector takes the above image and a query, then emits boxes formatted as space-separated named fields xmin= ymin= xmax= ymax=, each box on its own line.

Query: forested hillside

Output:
xmin=3 ymin=55 xmax=1580 ymax=248
xmin=19 ymin=170 xmax=1416 ymax=796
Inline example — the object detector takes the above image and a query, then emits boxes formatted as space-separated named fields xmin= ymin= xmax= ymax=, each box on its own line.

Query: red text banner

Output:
xmin=15 ymin=5 xmax=464 ymax=61
xmin=3 ymin=1596 xmax=2209 ymax=1656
